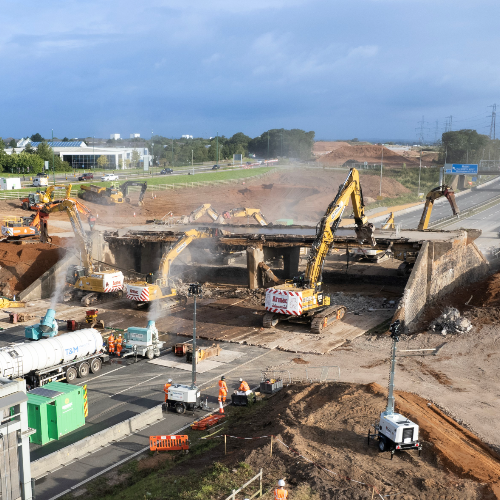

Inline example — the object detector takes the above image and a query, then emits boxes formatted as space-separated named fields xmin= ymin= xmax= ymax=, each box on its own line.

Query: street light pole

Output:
xmin=52 ymin=129 xmax=55 ymax=185
xmin=418 ymin=151 xmax=422 ymax=195
xmin=379 ymin=146 xmax=383 ymax=197
xmin=151 ymin=130 xmax=154 ymax=175
xmin=216 ymin=132 xmax=219 ymax=165
xmin=267 ymin=130 xmax=270 ymax=160
xmin=192 ymin=149 xmax=194 ymax=175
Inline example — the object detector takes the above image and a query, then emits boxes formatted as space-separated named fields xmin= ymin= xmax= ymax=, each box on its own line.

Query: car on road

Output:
xmin=160 ymin=168 xmax=173 ymax=174
xmin=212 ymin=165 xmax=220 ymax=170
xmin=78 ymin=173 xmax=93 ymax=181
xmin=101 ymin=173 xmax=119 ymax=181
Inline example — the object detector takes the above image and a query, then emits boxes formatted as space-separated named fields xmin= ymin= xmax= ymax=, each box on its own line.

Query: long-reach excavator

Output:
xmin=263 ymin=168 xmax=375 ymax=333
xmin=417 ymin=185 xmax=459 ymax=230
xmin=21 ymin=184 xmax=72 ymax=210
xmin=178 ymin=204 xmax=270 ymax=225
xmin=43 ymin=200 xmax=124 ymax=305
xmin=120 ymin=181 xmax=147 ymax=206
xmin=126 ymin=228 xmax=213 ymax=308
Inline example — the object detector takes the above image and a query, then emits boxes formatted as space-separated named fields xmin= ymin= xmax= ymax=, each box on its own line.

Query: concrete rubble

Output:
xmin=429 ymin=307 xmax=473 ymax=335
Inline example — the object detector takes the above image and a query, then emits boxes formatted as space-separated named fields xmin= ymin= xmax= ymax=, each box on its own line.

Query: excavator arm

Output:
xmin=417 ymin=185 xmax=459 ymax=231
xmin=184 ymin=204 xmax=221 ymax=223
xmin=382 ymin=212 xmax=395 ymax=230
xmin=304 ymin=168 xmax=374 ymax=288
xmin=222 ymin=208 xmax=270 ymax=226
xmin=154 ymin=229 xmax=212 ymax=283
xmin=120 ymin=181 xmax=148 ymax=205
xmin=44 ymin=200 xmax=95 ymax=273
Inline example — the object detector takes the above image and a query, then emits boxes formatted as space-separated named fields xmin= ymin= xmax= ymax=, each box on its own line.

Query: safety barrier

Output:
xmin=0 ymin=189 xmax=78 ymax=200
xmin=83 ymin=384 xmax=88 ymax=418
xmin=149 ymin=435 xmax=189 ymax=452
xmin=223 ymin=468 xmax=263 ymax=500
xmin=261 ymin=365 xmax=341 ymax=385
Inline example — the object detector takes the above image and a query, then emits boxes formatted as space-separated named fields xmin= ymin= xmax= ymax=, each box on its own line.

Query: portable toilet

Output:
xmin=27 ymin=381 xmax=86 ymax=445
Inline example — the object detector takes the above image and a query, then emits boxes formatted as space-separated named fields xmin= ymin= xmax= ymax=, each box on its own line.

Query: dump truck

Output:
xmin=78 ymin=184 xmax=124 ymax=204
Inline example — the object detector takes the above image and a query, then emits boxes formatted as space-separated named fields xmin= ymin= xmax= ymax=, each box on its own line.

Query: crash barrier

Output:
xmin=31 ymin=404 xmax=163 ymax=478
xmin=261 ymin=365 xmax=341 ymax=385
xmin=191 ymin=414 xmax=226 ymax=430
xmin=83 ymin=384 xmax=88 ymax=417
xmin=224 ymin=468 xmax=263 ymax=500
xmin=149 ymin=435 xmax=189 ymax=452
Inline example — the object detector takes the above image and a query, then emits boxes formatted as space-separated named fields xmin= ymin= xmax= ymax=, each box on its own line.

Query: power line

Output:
xmin=434 ymin=120 xmax=439 ymax=143
xmin=415 ymin=115 xmax=430 ymax=144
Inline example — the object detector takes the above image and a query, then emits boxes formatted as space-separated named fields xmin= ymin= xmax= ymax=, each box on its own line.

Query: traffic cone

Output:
xmin=133 ymin=212 xmax=136 ymax=217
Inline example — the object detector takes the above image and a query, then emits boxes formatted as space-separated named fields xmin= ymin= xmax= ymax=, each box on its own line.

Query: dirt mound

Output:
xmin=213 ymin=382 xmax=499 ymax=498
xmin=312 ymin=141 xmax=351 ymax=156
xmin=0 ymin=238 xmax=67 ymax=296
xmin=318 ymin=145 xmax=421 ymax=167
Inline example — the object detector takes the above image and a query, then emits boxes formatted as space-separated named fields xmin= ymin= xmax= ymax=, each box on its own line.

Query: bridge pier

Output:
xmin=246 ymin=246 xmax=264 ymax=289
xmin=283 ymin=247 xmax=301 ymax=279
xmin=457 ymin=175 xmax=466 ymax=190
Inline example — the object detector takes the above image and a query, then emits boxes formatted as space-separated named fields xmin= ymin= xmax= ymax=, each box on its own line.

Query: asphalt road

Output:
xmin=392 ymin=176 xmax=500 ymax=229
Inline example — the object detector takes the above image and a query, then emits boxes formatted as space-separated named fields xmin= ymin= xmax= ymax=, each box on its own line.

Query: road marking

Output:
xmin=77 ymin=366 xmax=126 ymax=385
xmin=108 ymin=374 xmax=163 ymax=397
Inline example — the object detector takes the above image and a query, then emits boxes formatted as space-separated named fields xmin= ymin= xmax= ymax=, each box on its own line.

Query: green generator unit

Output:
xmin=275 ymin=219 xmax=294 ymax=226
xmin=27 ymin=381 xmax=86 ymax=445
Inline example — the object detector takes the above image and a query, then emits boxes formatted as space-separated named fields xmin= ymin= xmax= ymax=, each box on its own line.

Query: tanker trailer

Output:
xmin=0 ymin=328 xmax=109 ymax=389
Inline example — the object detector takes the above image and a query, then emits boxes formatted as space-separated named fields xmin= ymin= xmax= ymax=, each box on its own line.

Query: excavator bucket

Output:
xmin=354 ymin=223 xmax=376 ymax=246
xmin=443 ymin=188 xmax=460 ymax=216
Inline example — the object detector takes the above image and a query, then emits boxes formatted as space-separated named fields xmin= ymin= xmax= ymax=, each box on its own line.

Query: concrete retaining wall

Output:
xmin=395 ymin=231 xmax=489 ymax=332
xmin=31 ymin=404 xmax=163 ymax=478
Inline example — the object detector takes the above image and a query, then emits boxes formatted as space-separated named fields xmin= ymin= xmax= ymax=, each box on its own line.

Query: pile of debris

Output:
xmin=328 ymin=292 xmax=393 ymax=314
xmin=429 ymin=307 xmax=473 ymax=335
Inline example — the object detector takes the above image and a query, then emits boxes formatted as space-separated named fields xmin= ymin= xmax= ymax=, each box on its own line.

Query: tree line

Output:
xmin=439 ymin=129 xmax=500 ymax=165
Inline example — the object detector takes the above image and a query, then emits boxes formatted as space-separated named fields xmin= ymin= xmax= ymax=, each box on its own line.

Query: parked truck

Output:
xmin=0 ymin=328 xmax=108 ymax=389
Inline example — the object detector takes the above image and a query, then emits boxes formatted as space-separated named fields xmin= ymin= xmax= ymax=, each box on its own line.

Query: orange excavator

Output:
xmin=1 ymin=212 xmax=50 ymax=242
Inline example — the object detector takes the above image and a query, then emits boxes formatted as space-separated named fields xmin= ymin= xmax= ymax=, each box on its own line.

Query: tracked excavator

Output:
xmin=178 ymin=204 xmax=270 ymax=225
xmin=126 ymin=228 xmax=213 ymax=308
xmin=263 ymin=168 xmax=375 ymax=333
xmin=43 ymin=200 xmax=124 ymax=305
xmin=21 ymin=184 xmax=72 ymax=210
xmin=120 ymin=181 xmax=147 ymax=205
xmin=1 ymin=211 xmax=51 ymax=243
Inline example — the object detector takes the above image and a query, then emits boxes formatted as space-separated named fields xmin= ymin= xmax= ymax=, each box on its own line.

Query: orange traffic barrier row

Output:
xmin=191 ymin=414 xmax=226 ymax=431
xmin=149 ymin=435 xmax=189 ymax=452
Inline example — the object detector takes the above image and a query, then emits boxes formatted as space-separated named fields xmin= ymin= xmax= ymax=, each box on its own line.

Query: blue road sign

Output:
xmin=472 ymin=176 xmax=477 ymax=182
xmin=444 ymin=163 xmax=478 ymax=174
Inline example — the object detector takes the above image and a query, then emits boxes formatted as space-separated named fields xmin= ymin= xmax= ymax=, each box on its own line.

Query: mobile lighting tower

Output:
xmin=374 ymin=320 xmax=421 ymax=459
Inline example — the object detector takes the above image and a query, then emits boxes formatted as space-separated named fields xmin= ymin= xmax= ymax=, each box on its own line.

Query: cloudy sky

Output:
xmin=1 ymin=0 xmax=499 ymax=142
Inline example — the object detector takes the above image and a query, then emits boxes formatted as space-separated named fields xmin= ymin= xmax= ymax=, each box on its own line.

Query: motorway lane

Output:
xmin=34 ymin=345 xmax=289 ymax=500
xmin=393 ymin=177 xmax=500 ymax=229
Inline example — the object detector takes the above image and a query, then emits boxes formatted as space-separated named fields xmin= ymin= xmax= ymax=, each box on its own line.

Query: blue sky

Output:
xmin=1 ymin=0 xmax=499 ymax=142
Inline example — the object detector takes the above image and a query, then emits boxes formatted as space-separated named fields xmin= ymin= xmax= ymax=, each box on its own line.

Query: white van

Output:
xmin=33 ymin=174 xmax=49 ymax=187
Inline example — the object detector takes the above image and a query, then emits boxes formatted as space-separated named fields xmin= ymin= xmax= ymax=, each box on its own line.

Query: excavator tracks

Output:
xmin=310 ymin=305 xmax=347 ymax=334
xmin=263 ymin=312 xmax=279 ymax=328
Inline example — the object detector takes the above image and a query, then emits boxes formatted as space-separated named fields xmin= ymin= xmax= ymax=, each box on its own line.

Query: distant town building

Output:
xmin=110 ymin=134 xmax=120 ymax=140
xmin=181 ymin=135 xmax=193 ymax=139
xmin=130 ymin=133 xmax=140 ymax=138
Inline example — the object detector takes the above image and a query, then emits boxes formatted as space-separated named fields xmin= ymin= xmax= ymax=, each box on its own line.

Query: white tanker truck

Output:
xmin=0 ymin=328 xmax=109 ymax=389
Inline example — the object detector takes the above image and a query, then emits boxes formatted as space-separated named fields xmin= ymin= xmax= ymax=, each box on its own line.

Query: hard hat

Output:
xmin=278 ymin=479 xmax=285 ymax=487
xmin=167 ymin=379 xmax=172 ymax=383
xmin=221 ymin=376 xmax=225 ymax=380
xmin=239 ymin=378 xmax=243 ymax=382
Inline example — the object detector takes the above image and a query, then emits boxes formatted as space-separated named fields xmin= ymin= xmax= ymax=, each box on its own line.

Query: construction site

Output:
xmin=1 ymin=158 xmax=500 ymax=500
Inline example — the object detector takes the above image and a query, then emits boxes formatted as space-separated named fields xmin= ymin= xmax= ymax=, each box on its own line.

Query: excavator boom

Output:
xmin=120 ymin=181 xmax=148 ymax=205
xmin=222 ymin=207 xmax=270 ymax=226
xmin=417 ymin=185 xmax=460 ymax=231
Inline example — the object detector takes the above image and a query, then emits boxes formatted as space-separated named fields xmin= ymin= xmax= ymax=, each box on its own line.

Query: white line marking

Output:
xmin=108 ymin=374 xmax=163 ymax=397
xmin=77 ymin=366 xmax=126 ymax=385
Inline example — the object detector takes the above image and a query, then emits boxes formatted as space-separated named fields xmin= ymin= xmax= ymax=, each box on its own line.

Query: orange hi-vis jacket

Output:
xmin=164 ymin=383 xmax=171 ymax=400
xmin=239 ymin=380 xmax=250 ymax=392
xmin=218 ymin=379 xmax=228 ymax=395
xmin=274 ymin=487 xmax=288 ymax=499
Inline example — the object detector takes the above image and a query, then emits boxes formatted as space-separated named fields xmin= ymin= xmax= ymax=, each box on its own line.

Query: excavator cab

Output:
xmin=66 ymin=265 xmax=86 ymax=285
xmin=146 ymin=272 xmax=154 ymax=285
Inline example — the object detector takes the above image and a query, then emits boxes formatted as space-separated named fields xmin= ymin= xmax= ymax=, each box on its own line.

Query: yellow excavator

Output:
xmin=21 ymin=184 xmax=72 ymax=210
xmin=179 ymin=204 xmax=221 ymax=224
xmin=263 ymin=168 xmax=375 ymax=333
xmin=126 ymin=228 xmax=213 ymax=308
xmin=43 ymin=200 xmax=124 ymax=305
xmin=221 ymin=208 xmax=270 ymax=226
xmin=417 ymin=185 xmax=459 ymax=230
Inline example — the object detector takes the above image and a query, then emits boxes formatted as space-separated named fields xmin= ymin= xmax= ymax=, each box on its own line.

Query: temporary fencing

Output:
xmin=261 ymin=365 xmax=340 ymax=385
xmin=149 ymin=435 xmax=189 ymax=452
xmin=191 ymin=414 xmax=226 ymax=431
xmin=223 ymin=468 xmax=263 ymax=500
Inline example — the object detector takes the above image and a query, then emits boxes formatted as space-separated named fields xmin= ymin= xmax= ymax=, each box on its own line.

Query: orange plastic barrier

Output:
xmin=149 ymin=435 xmax=189 ymax=452
xmin=191 ymin=414 xmax=226 ymax=431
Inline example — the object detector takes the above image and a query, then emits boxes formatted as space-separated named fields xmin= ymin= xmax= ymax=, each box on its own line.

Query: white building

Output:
xmin=110 ymin=134 xmax=120 ymax=140
xmin=6 ymin=141 xmax=150 ymax=169
xmin=130 ymin=133 xmax=140 ymax=138
xmin=181 ymin=135 xmax=193 ymax=139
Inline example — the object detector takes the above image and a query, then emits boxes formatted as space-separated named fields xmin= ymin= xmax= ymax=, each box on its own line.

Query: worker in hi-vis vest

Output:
xmin=218 ymin=376 xmax=228 ymax=413
xmin=274 ymin=479 xmax=288 ymax=499
xmin=238 ymin=378 xmax=250 ymax=392
xmin=164 ymin=379 xmax=172 ymax=402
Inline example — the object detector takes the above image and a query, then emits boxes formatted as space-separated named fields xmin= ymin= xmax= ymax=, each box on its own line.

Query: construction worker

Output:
xmin=164 ymin=379 xmax=172 ymax=402
xmin=238 ymin=378 xmax=250 ymax=393
xmin=218 ymin=375 xmax=228 ymax=414
xmin=116 ymin=334 xmax=123 ymax=357
xmin=274 ymin=479 xmax=288 ymax=499
xmin=108 ymin=333 xmax=115 ymax=354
